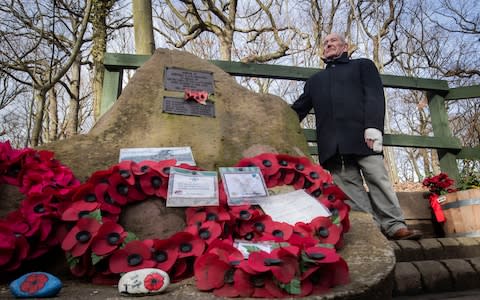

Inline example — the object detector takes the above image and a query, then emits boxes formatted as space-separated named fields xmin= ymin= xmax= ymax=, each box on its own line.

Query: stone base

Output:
xmin=1 ymin=212 xmax=395 ymax=300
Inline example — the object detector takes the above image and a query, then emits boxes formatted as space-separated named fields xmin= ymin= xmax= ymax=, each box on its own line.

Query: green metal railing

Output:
xmin=101 ymin=53 xmax=480 ymax=182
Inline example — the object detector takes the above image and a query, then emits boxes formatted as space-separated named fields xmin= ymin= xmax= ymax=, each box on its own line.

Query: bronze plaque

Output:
xmin=163 ymin=97 xmax=215 ymax=118
xmin=164 ymin=67 xmax=214 ymax=93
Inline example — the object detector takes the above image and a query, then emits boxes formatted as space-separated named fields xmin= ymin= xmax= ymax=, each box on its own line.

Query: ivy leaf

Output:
xmin=278 ymin=277 xmax=301 ymax=295
xmin=121 ymin=231 xmax=138 ymax=248
xmin=88 ymin=209 xmax=103 ymax=222
xmin=91 ymin=253 xmax=104 ymax=265
xmin=66 ymin=252 xmax=80 ymax=269
xmin=243 ymin=245 xmax=261 ymax=253
xmin=331 ymin=214 xmax=340 ymax=225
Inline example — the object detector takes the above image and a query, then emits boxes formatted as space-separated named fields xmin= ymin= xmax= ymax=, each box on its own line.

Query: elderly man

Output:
xmin=291 ymin=32 xmax=422 ymax=240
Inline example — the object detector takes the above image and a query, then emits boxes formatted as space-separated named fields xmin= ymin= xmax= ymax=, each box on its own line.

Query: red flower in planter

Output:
xmin=145 ymin=238 xmax=179 ymax=272
xmin=144 ymin=272 xmax=165 ymax=291
xmin=185 ymin=221 xmax=222 ymax=245
xmin=422 ymin=172 xmax=456 ymax=195
xmin=309 ymin=216 xmax=342 ymax=246
xmin=62 ymin=217 xmax=101 ymax=257
xmin=109 ymin=240 xmax=156 ymax=273
xmin=19 ymin=272 xmax=48 ymax=294
xmin=91 ymin=221 xmax=127 ymax=256
xmin=170 ymin=232 xmax=205 ymax=258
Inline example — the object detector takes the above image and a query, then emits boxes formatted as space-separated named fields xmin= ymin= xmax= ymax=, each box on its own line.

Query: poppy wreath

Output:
xmin=0 ymin=141 xmax=351 ymax=298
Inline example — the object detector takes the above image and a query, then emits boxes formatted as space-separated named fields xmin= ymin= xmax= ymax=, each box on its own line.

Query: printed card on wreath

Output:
xmin=219 ymin=166 xmax=269 ymax=206
xmin=166 ymin=167 xmax=218 ymax=207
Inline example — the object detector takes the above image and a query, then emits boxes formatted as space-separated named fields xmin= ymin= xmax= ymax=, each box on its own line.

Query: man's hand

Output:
xmin=364 ymin=128 xmax=383 ymax=153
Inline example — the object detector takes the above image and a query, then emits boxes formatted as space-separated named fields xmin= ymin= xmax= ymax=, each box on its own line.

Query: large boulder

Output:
xmin=44 ymin=48 xmax=310 ymax=181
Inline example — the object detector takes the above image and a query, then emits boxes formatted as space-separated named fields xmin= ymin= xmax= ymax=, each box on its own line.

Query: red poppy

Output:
xmin=87 ymin=168 xmax=115 ymax=185
xmin=69 ymin=252 xmax=93 ymax=277
xmin=146 ymin=238 xmax=178 ymax=272
xmin=24 ymin=215 xmax=53 ymax=242
xmin=21 ymin=193 xmax=58 ymax=220
xmin=248 ymin=153 xmax=281 ymax=176
xmin=94 ymin=183 xmax=122 ymax=216
xmin=185 ymin=221 xmax=222 ymax=245
xmin=292 ymin=174 xmax=306 ymax=190
xmin=144 ymin=272 xmax=165 ymax=291
xmin=115 ymin=160 xmax=136 ymax=185
xmin=305 ymin=257 xmax=349 ymax=293
xmin=247 ymin=246 xmax=299 ymax=284
xmin=109 ymin=240 xmax=156 ymax=273
xmin=194 ymin=253 xmax=231 ymax=291
xmin=205 ymin=239 xmax=244 ymax=263
xmin=320 ymin=197 xmax=350 ymax=224
xmin=275 ymin=154 xmax=298 ymax=169
xmin=262 ymin=220 xmax=293 ymax=241
xmin=61 ymin=200 xmax=100 ymax=222
xmin=1 ymin=234 xmax=29 ymax=271
xmin=235 ymin=270 xmax=287 ymax=298
xmin=169 ymin=232 xmax=205 ymax=258
xmin=91 ymin=221 xmax=127 ymax=256
xmin=309 ymin=216 xmax=342 ymax=246
xmin=238 ymin=214 xmax=272 ymax=236
xmin=0 ymin=224 xmax=16 ymax=267
xmin=62 ymin=217 xmax=101 ymax=257
xmin=106 ymin=173 xmax=133 ymax=205
xmin=185 ymin=206 xmax=230 ymax=226
xmin=288 ymin=224 xmax=317 ymax=248
xmin=138 ymin=169 xmax=168 ymax=198
xmin=19 ymin=272 xmax=48 ymax=294
xmin=229 ymin=205 xmax=262 ymax=222
xmin=169 ymin=257 xmax=193 ymax=282
xmin=282 ymin=169 xmax=298 ymax=185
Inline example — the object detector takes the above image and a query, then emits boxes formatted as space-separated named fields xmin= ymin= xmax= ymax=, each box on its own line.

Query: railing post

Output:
xmin=100 ymin=68 xmax=123 ymax=116
xmin=427 ymin=92 xmax=460 ymax=182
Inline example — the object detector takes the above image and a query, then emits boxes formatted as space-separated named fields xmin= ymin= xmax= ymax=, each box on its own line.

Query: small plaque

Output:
xmin=163 ymin=97 xmax=215 ymax=118
xmin=164 ymin=67 xmax=214 ymax=94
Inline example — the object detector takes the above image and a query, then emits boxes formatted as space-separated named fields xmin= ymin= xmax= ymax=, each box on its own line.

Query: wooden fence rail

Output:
xmin=101 ymin=53 xmax=480 ymax=182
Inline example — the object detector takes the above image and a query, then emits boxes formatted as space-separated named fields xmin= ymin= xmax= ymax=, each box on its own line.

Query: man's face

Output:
xmin=323 ymin=34 xmax=348 ymax=59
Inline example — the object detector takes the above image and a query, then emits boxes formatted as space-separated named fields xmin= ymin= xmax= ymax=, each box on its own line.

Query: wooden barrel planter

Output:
xmin=441 ymin=189 xmax=480 ymax=237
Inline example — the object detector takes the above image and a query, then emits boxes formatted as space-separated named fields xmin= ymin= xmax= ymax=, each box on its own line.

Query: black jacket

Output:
xmin=292 ymin=52 xmax=385 ymax=164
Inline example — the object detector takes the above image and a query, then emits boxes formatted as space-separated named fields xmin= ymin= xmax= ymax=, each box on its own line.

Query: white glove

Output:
xmin=364 ymin=128 xmax=383 ymax=153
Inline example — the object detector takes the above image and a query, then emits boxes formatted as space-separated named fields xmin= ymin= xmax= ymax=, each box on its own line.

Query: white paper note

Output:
xmin=258 ymin=189 xmax=331 ymax=225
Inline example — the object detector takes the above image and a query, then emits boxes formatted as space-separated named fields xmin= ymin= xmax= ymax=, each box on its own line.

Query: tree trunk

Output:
xmin=31 ymin=90 xmax=47 ymax=146
xmin=47 ymin=87 xmax=58 ymax=142
xmin=133 ymin=0 xmax=155 ymax=55
xmin=91 ymin=0 xmax=115 ymax=120
xmin=67 ymin=54 xmax=81 ymax=137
